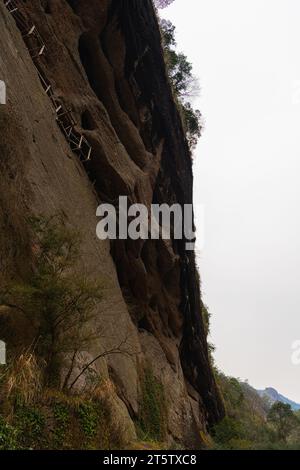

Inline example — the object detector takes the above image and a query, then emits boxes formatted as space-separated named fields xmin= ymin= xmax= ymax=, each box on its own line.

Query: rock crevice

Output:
xmin=0 ymin=0 xmax=224 ymax=446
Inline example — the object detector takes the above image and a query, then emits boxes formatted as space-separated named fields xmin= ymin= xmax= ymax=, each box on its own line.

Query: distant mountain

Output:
xmin=257 ymin=387 xmax=300 ymax=411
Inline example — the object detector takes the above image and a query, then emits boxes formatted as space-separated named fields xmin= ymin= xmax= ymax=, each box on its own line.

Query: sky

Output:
xmin=161 ymin=0 xmax=300 ymax=401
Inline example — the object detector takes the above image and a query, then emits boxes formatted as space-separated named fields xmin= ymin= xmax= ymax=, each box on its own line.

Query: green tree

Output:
xmin=267 ymin=402 xmax=298 ymax=442
xmin=160 ymin=19 xmax=202 ymax=150
xmin=154 ymin=0 xmax=175 ymax=9
xmin=0 ymin=216 xmax=104 ymax=384
xmin=180 ymin=103 xmax=202 ymax=149
xmin=213 ymin=416 xmax=244 ymax=446
xmin=161 ymin=19 xmax=200 ymax=101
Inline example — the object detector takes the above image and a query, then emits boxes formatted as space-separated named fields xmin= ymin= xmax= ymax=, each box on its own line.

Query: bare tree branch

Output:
xmin=67 ymin=332 xmax=140 ymax=391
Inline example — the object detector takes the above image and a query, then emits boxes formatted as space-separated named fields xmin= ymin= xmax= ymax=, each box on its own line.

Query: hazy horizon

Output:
xmin=162 ymin=0 xmax=300 ymax=402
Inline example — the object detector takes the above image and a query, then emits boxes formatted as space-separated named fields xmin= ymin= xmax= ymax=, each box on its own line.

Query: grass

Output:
xmin=0 ymin=352 xmax=43 ymax=406
xmin=0 ymin=386 xmax=122 ymax=450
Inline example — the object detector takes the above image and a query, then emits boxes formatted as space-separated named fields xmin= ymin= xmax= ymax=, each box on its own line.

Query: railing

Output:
xmin=37 ymin=68 xmax=92 ymax=161
xmin=4 ymin=0 xmax=46 ymax=57
xmin=4 ymin=0 xmax=92 ymax=162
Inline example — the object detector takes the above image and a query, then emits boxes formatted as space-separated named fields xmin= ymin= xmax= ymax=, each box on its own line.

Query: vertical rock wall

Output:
xmin=0 ymin=0 xmax=224 ymax=446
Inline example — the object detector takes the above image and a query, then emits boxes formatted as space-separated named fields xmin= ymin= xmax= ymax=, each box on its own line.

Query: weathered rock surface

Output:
xmin=0 ymin=0 xmax=224 ymax=446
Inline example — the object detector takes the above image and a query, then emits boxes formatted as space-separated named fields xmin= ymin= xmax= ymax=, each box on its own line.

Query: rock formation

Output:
xmin=0 ymin=0 xmax=224 ymax=447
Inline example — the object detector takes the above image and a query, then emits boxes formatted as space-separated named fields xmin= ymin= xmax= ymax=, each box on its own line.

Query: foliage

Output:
xmin=202 ymin=304 xmax=211 ymax=337
xmin=160 ymin=19 xmax=202 ymax=150
xmin=154 ymin=0 xmax=175 ymax=9
xmin=14 ymin=404 xmax=45 ymax=448
xmin=139 ymin=367 xmax=167 ymax=442
xmin=200 ymin=302 xmax=300 ymax=450
xmin=77 ymin=402 xmax=99 ymax=442
xmin=0 ymin=216 xmax=131 ymax=449
xmin=52 ymin=402 xmax=70 ymax=447
xmin=180 ymin=103 xmax=202 ymax=150
xmin=219 ymin=375 xmax=244 ymax=413
xmin=0 ymin=385 xmax=122 ymax=450
xmin=0 ymin=416 xmax=18 ymax=450
xmin=201 ymin=304 xmax=216 ymax=366
xmin=213 ymin=370 xmax=300 ymax=449
xmin=267 ymin=402 xmax=299 ymax=442
xmin=0 ymin=216 xmax=104 ymax=385
xmin=213 ymin=416 xmax=245 ymax=447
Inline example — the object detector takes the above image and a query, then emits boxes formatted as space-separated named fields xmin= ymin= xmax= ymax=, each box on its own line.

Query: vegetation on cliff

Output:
xmin=0 ymin=0 xmax=222 ymax=448
xmin=0 ymin=218 xmax=131 ymax=450
xmin=138 ymin=367 xmax=168 ymax=442
xmin=0 ymin=217 xmax=106 ymax=386
xmin=0 ymin=378 xmax=125 ymax=450
xmin=3 ymin=0 xmax=291 ymax=452
xmin=160 ymin=18 xmax=202 ymax=149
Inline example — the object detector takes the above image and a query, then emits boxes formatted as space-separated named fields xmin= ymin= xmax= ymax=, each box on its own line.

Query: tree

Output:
xmin=0 ymin=216 xmax=104 ymax=384
xmin=213 ymin=416 xmax=244 ymax=446
xmin=160 ymin=18 xmax=176 ymax=49
xmin=160 ymin=19 xmax=202 ymax=150
xmin=161 ymin=20 xmax=200 ymax=100
xmin=267 ymin=402 xmax=298 ymax=442
xmin=154 ymin=0 xmax=175 ymax=9
xmin=180 ymin=103 xmax=202 ymax=149
xmin=0 ymin=216 xmax=138 ymax=390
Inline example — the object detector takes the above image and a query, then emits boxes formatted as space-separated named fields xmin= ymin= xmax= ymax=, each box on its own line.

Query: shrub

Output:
xmin=160 ymin=19 xmax=202 ymax=150
xmin=0 ymin=416 xmax=18 ymax=450
xmin=180 ymin=103 xmax=202 ymax=150
xmin=0 ymin=386 xmax=122 ymax=450
xmin=213 ymin=416 xmax=244 ymax=446
xmin=154 ymin=0 xmax=175 ymax=9
xmin=14 ymin=404 xmax=45 ymax=448
xmin=139 ymin=367 xmax=167 ymax=441
xmin=267 ymin=402 xmax=299 ymax=442
xmin=213 ymin=369 xmax=300 ymax=449
xmin=77 ymin=402 xmax=99 ymax=441
xmin=52 ymin=402 xmax=70 ymax=447
xmin=0 ymin=216 xmax=105 ymax=386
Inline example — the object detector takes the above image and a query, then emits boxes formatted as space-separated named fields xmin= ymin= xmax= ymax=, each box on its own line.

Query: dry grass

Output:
xmin=0 ymin=352 xmax=44 ymax=406
xmin=89 ymin=378 xmax=116 ymax=400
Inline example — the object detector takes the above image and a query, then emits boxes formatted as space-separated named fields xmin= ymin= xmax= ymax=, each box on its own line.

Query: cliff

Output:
xmin=0 ymin=0 xmax=224 ymax=448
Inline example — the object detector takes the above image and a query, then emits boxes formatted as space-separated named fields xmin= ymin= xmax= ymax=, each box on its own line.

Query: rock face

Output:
xmin=0 ymin=0 xmax=224 ymax=446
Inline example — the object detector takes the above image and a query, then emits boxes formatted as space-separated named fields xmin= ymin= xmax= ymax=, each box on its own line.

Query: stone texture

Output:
xmin=0 ymin=0 xmax=224 ymax=446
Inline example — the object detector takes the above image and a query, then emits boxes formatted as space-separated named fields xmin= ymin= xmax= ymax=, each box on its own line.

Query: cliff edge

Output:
xmin=0 ymin=0 xmax=224 ymax=448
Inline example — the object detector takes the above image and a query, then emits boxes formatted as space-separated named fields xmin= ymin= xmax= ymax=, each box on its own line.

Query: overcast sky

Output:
xmin=162 ymin=0 xmax=300 ymax=401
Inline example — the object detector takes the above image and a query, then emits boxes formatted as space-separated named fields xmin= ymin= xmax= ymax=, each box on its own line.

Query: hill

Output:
xmin=257 ymin=388 xmax=300 ymax=411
